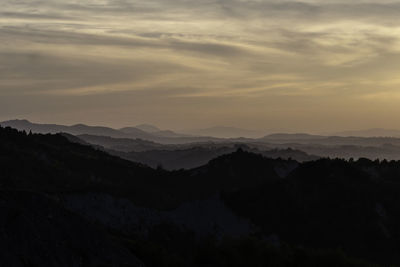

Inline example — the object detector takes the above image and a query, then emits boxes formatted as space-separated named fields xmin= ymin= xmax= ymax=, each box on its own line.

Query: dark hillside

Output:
xmin=2 ymin=126 xmax=400 ymax=266
xmin=223 ymin=158 xmax=400 ymax=265
xmin=0 ymin=127 xmax=287 ymax=208
xmin=0 ymin=126 xmax=161 ymax=205
xmin=0 ymin=191 xmax=144 ymax=267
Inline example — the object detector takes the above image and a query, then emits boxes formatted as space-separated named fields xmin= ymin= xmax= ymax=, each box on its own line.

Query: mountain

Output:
xmin=260 ymin=133 xmax=400 ymax=146
xmin=71 ymin=134 xmax=318 ymax=170
xmin=223 ymin=158 xmax=400 ymax=265
xmin=78 ymin=134 xmax=165 ymax=152
xmin=0 ymin=126 xmax=158 ymax=199
xmin=131 ymin=124 xmax=160 ymax=133
xmin=185 ymin=126 xmax=265 ymax=138
xmin=262 ymin=133 xmax=327 ymax=141
xmin=0 ymin=125 xmax=288 ymax=206
xmin=0 ymin=119 xmax=132 ymax=138
xmin=151 ymin=130 xmax=191 ymax=138
xmin=2 ymin=125 xmax=400 ymax=265
xmin=274 ymin=143 xmax=400 ymax=161
xmin=259 ymin=134 xmax=400 ymax=160
xmin=0 ymin=191 xmax=144 ymax=267
xmin=7 ymin=120 xmax=400 ymax=161
xmin=0 ymin=127 xmax=159 ymax=266
xmin=122 ymin=125 xmax=191 ymax=138
xmin=117 ymin=126 xmax=154 ymax=137
xmin=0 ymin=119 xmax=223 ymax=144
xmin=113 ymin=146 xmax=317 ymax=170
xmin=333 ymin=128 xmax=400 ymax=137
xmin=87 ymin=134 xmax=400 ymax=164
xmin=77 ymin=132 xmax=400 ymax=166
xmin=0 ymin=119 xmax=66 ymax=134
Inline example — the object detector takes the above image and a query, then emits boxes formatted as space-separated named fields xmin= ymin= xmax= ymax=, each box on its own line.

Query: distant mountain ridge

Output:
xmin=0 ymin=119 xmax=223 ymax=144
xmin=4 ymin=125 xmax=400 ymax=265
xmin=263 ymin=133 xmax=326 ymax=140
xmin=0 ymin=119 xmax=133 ymax=138
xmin=6 ymin=119 xmax=400 ymax=160
xmin=122 ymin=124 xmax=191 ymax=138
xmin=78 ymin=134 xmax=164 ymax=152
xmin=132 ymin=124 xmax=161 ymax=133
xmin=184 ymin=126 xmax=266 ymax=138
xmin=333 ymin=128 xmax=400 ymax=137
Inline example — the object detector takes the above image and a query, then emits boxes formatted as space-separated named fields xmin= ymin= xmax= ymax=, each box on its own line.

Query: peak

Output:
xmin=0 ymin=119 xmax=33 ymax=127
xmin=134 ymin=124 xmax=160 ymax=133
xmin=136 ymin=124 xmax=157 ymax=128
xmin=263 ymin=133 xmax=324 ymax=139
xmin=2 ymin=119 xmax=31 ymax=123
xmin=210 ymin=149 xmax=262 ymax=164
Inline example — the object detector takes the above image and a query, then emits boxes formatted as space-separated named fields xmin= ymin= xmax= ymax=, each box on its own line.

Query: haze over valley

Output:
xmin=4 ymin=119 xmax=400 ymax=171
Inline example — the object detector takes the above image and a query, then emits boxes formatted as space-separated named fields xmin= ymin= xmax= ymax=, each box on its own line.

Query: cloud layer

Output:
xmin=1 ymin=0 xmax=400 ymax=131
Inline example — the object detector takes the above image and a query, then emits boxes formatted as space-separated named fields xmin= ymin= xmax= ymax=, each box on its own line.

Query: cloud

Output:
xmin=2 ymin=0 xmax=400 ymax=130
xmin=0 ymin=50 xmax=191 ymax=96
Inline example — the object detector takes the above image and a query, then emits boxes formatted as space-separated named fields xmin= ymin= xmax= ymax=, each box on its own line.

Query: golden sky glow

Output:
xmin=1 ymin=0 xmax=400 ymax=132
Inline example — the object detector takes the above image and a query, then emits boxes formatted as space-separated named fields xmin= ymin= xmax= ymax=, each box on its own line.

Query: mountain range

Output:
xmin=332 ymin=128 xmax=400 ymax=137
xmin=3 ymin=125 xmax=400 ymax=266
xmin=5 ymin=120 xmax=400 ymax=164
xmin=182 ymin=126 xmax=266 ymax=138
xmin=0 ymin=119 xmax=224 ymax=144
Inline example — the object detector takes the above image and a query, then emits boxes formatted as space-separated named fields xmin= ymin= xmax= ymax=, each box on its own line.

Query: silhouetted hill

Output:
xmin=115 ymin=146 xmax=316 ymax=170
xmin=152 ymin=129 xmax=192 ymax=138
xmin=263 ymin=133 xmax=326 ymax=140
xmin=1 ymin=119 xmax=130 ymax=137
xmin=0 ymin=126 xmax=166 ymax=206
xmin=4 ymin=125 xmax=400 ymax=265
xmin=78 ymin=131 xmax=400 ymax=164
xmin=125 ymin=124 xmax=191 ymax=138
xmin=261 ymin=133 xmax=400 ymax=146
xmin=78 ymin=134 xmax=164 ymax=152
xmin=0 ymin=126 xmax=286 ymax=207
xmin=130 ymin=124 xmax=161 ymax=133
xmin=195 ymin=149 xmax=282 ymax=186
xmin=61 ymin=133 xmax=93 ymax=146
xmin=72 ymin=134 xmax=318 ymax=169
xmin=7 ymin=120 xmax=400 ymax=155
xmin=122 ymin=123 xmax=193 ymax=138
xmin=223 ymin=158 xmax=400 ymax=265
xmin=0 ymin=119 xmax=223 ymax=144
xmin=281 ymin=143 xmax=400 ymax=161
xmin=114 ymin=126 xmax=154 ymax=138
xmin=333 ymin=128 xmax=400 ymax=137
xmin=0 ymin=191 xmax=144 ymax=267
xmin=185 ymin=126 xmax=265 ymax=138
xmin=259 ymin=134 xmax=400 ymax=160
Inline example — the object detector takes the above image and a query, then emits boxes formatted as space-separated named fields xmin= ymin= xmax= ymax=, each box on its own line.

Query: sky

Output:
xmin=1 ymin=0 xmax=400 ymax=132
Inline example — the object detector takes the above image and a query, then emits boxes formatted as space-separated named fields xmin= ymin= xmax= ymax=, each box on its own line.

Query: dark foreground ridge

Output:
xmin=2 ymin=126 xmax=400 ymax=266
xmin=0 ymin=191 xmax=144 ymax=267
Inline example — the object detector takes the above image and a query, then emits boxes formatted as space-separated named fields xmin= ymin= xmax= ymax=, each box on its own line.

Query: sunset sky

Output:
xmin=1 ymin=0 xmax=400 ymax=132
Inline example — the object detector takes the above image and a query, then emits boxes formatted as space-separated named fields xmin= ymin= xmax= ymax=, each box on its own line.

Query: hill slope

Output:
xmin=0 ymin=119 xmax=223 ymax=144
xmin=4 ymin=126 xmax=400 ymax=265
xmin=0 ymin=191 xmax=144 ymax=267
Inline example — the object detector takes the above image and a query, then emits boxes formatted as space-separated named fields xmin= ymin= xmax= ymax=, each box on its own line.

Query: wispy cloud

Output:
xmin=2 ymin=0 xmax=400 ymax=130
